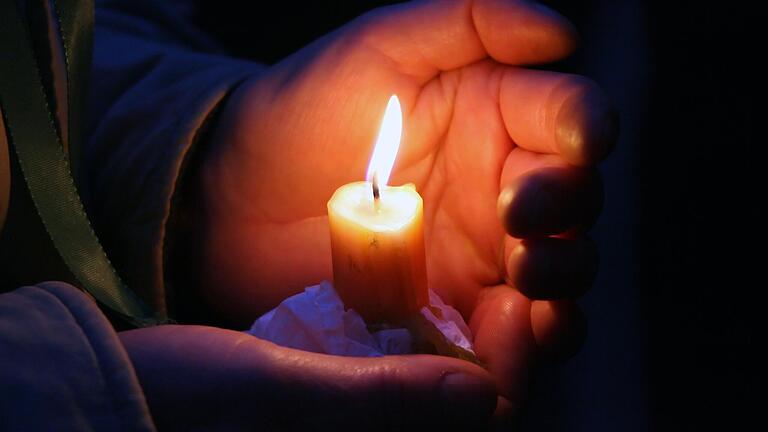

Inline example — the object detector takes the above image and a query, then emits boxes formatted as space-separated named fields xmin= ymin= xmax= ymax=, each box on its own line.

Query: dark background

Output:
xmin=198 ymin=0 xmax=760 ymax=430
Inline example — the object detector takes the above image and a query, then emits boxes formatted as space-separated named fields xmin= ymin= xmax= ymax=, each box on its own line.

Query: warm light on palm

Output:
xmin=198 ymin=0 xmax=614 ymax=414
xmin=207 ymin=32 xmax=550 ymax=319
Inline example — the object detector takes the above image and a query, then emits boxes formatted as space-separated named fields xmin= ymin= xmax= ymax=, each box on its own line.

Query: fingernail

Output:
xmin=555 ymin=86 xmax=619 ymax=166
xmin=440 ymin=373 xmax=496 ymax=425
xmin=531 ymin=300 xmax=588 ymax=360
xmin=499 ymin=178 xmax=564 ymax=238
xmin=497 ymin=186 xmax=515 ymax=230
xmin=528 ymin=185 xmax=558 ymax=234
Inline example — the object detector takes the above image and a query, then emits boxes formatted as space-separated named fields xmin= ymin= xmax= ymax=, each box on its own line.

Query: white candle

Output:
xmin=327 ymin=95 xmax=428 ymax=324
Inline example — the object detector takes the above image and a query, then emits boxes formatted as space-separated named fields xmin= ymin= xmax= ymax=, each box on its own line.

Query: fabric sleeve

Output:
xmin=86 ymin=0 xmax=264 ymax=315
xmin=0 ymin=282 xmax=155 ymax=431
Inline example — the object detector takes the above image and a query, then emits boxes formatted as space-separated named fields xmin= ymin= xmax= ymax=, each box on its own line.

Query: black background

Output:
xmin=198 ymin=0 xmax=760 ymax=429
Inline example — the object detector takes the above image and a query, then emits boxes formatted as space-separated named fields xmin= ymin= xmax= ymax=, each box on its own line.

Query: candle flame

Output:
xmin=366 ymin=95 xmax=402 ymax=188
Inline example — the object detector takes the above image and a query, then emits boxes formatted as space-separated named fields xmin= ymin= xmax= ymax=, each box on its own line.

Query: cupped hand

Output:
xmin=120 ymin=325 xmax=496 ymax=431
xmin=195 ymin=0 xmax=617 ymax=417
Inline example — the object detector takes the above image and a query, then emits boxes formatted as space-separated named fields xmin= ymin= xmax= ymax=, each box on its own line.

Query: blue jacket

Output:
xmin=1 ymin=1 xmax=261 ymax=428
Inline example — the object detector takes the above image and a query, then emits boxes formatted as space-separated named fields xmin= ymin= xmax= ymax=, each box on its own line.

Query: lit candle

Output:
xmin=327 ymin=95 xmax=428 ymax=324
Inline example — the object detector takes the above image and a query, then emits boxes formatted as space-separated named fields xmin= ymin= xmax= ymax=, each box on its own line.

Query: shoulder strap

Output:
xmin=0 ymin=0 xmax=164 ymax=327
xmin=53 ymin=0 xmax=94 ymax=182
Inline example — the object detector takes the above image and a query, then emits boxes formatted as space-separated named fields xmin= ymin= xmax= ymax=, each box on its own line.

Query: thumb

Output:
xmin=278 ymin=349 xmax=498 ymax=430
xmin=121 ymin=325 xmax=497 ymax=431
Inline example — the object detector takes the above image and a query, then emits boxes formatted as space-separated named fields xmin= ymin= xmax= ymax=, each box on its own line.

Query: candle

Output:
xmin=327 ymin=95 xmax=428 ymax=324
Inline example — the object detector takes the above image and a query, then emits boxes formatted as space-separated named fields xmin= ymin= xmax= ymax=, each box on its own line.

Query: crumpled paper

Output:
xmin=422 ymin=290 xmax=474 ymax=353
xmin=246 ymin=281 xmax=474 ymax=357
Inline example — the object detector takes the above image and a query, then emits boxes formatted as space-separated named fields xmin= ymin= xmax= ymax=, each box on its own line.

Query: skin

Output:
xmin=122 ymin=0 xmax=618 ymax=428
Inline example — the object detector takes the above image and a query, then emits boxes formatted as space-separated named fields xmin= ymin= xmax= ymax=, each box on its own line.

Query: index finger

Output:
xmin=355 ymin=0 xmax=577 ymax=83
xmin=499 ymin=68 xmax=619 ymax=166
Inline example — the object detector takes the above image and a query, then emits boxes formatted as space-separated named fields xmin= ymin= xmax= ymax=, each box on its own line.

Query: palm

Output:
xmin=200 ymin=0 xmax=609 ymax=415
xmin=208 ymin=40 xmax=520 ymax=321
xmin=404 ymin=61 xmax=513 ymax=316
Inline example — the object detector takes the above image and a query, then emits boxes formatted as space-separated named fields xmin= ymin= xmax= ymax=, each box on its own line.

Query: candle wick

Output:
xmin=372 ymin=173 xmax=380 ymax=200
xmin=372 ymin=172 xmax=381 ymax=211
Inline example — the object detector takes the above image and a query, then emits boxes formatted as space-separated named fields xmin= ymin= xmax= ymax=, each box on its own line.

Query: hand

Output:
xmin=120 ymin=325 xmax=496 ymax=431
xmin=194 ymin=0 xmax=617 ymax=418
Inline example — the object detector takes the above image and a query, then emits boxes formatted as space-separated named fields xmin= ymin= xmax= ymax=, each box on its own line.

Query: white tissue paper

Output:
xmin=246 ymin=281 xmax=474 ymax=357
xmin=422 ymin=289 xmax=474 ymax=353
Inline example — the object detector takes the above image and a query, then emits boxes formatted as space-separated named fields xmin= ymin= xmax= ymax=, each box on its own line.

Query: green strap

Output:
xmin=0 ymin=0 xmax=162 ymax=326
xmin=54 ymin=0 xmax=94 ymax=182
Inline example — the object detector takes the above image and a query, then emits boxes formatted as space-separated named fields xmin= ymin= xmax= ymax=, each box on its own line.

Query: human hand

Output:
xmin=120 ymin=325 xmax=496 ymax=431
xmin=195 ymin=0 xmax=617 ymax=418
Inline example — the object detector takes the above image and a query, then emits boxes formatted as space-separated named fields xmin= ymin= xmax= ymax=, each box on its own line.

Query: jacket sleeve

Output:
xmin=0 ymin=282 xmax=155 ymax=431
xmin=85 ymin=0 xmax=264 ymax=315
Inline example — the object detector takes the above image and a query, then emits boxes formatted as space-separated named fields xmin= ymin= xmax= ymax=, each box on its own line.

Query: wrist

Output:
xmin=163 ymin=87 xmax=239 ymax=325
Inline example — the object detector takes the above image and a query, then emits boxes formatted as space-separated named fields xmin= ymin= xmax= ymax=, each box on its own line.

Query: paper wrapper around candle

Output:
xmin=328 ymin=181 xmax=428 ymax=324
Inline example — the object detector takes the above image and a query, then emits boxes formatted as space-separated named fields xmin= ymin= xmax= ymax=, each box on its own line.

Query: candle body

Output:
xmin=327 ymin=181 xmax=428 ymax=324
